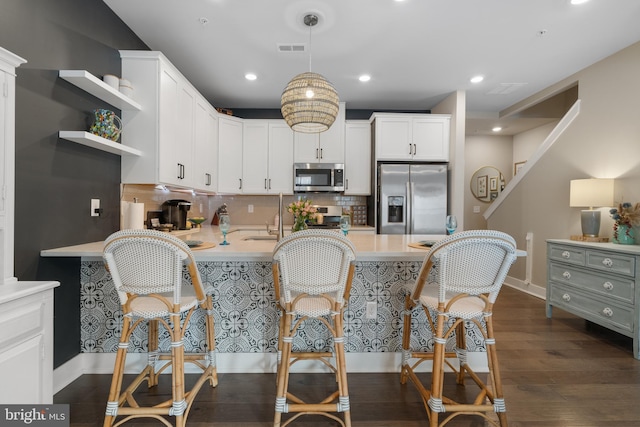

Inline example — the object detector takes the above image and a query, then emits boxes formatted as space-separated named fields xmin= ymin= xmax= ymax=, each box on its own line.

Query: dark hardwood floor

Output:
xmin=55 ymin=286 xmax=640 ymax=426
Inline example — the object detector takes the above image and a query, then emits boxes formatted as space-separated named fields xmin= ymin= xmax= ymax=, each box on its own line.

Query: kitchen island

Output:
xmin=42 ymin=227 xmax=491 ymax=378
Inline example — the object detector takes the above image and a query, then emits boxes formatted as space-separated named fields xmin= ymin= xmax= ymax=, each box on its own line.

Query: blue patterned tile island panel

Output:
xmin=80 ymin=260 xmax=487 ymax=354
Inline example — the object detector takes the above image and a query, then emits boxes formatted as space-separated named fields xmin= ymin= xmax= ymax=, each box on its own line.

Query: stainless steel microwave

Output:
xmin=293 ymin=163 xmax=345 ymax=192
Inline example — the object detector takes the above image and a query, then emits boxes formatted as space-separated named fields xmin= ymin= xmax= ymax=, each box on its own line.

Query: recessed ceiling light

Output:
xmin=570 ymin=0 xmax=589 ymax=4
xmin=492 ymin=127 xmax=502 ymax=132
xmin=359 ymin=74 xmax=371 ymax=82
xmin=470 ymin=75 xmax=484 ymax=84
xmin=245 ymin=73 xmax=257 ymax=81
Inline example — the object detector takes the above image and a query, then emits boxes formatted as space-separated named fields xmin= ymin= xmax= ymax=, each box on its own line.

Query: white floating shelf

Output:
xmin=58 ymin=131 xmax=142 ymax=156
xmin=59 ymin=70 xmax=142 ymax=111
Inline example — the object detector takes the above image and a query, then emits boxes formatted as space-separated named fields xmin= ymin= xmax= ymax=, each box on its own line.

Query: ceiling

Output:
xmin=103 ymin=0 xmax=640 ymax=135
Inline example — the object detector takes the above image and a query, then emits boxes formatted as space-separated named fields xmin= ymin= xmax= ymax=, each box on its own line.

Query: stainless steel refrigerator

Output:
xmin=377 ymin=163 xmax=447 ymax=234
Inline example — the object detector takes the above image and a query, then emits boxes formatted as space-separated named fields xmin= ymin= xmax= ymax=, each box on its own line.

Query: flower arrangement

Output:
xmin=609 ymin=202 xmax=640 ymax=227
xmin=287 ymin=199 xmax=317 ymax=232
xmin=609 ymin=202 xmax=640 ymax=244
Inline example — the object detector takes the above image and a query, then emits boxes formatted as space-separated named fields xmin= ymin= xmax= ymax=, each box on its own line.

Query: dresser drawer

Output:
xmin=548 ymin=244 xmax=586 ymax=266
xmin=549 ymin=283 xmax=633 ymax=334
xmin=586 ymin=250 xmax=636 ymax=277
xmin=548 ymin=262 xmax=634 ymax=304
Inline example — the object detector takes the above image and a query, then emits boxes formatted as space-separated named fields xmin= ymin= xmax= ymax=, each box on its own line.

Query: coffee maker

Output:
xmin=161 ymin=199 xmax=191 ymax=230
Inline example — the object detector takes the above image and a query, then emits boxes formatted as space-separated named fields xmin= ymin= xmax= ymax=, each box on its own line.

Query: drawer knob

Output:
xmin=562 ymin=271 xmax=571 ymax=280
xmin=602 ymin=307 xmax=614 ymax=317
xmin=602 ymin=258 xmax=613 ymax=267
xmin=603 ymin=281 xmax=614 ymax=291
xmin=562 ymin=251 xmax=571 ymax=259
xmin=562 ymin=293 xmax=571 ymax=302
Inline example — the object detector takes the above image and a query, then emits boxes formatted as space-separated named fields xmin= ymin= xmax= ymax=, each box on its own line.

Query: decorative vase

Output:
xmin=613 ymin=223 xmax=635 ymax=244
xmin=292 ymin=216 xmax=308 ymax=232
xmin=90 ymin=109 xmax=122 ymax=141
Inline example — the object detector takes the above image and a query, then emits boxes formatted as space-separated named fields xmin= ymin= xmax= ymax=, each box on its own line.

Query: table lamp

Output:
xmin=570 ymin=178 xmax=614 ymax=237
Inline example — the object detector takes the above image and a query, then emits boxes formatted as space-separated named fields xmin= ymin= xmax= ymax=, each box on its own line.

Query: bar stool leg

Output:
xmin=428 ymin=313 xmax=447 ymax=427
xmin=202 ymin=295 xmax=218 ymax=387
xmin=147 ymin=319 xmax=159 ymax=387
xmin=170 ymin=310 xmax=187 ymax=427
xmin=103 ymin=314 xmax=132 ymax=427
xmin=485 ymin=313 xmax=508 ymax=427
xmin=274 ymin=310 xmax=293 ymax=427
xmin=333 ymin=310 xmax=351 ymax=427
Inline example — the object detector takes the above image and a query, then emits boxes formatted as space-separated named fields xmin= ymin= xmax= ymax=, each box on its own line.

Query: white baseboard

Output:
xmin=504 ymin=275 xmax=546 ymax=299
xmin=54 ymin=351 xmax=490 ymax=393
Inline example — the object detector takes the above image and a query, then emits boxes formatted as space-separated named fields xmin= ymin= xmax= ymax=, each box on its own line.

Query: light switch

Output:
xmin=473 ymin=206 xmax=481 ymax=213
xmin=91 ymin=199 xmax=100 ymax=217
xmin=248 ymin=204 xmax=254 ymax=213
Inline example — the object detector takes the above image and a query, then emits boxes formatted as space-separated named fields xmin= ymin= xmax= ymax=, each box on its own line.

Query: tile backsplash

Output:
xmin=121 ymin=184 xmax=367 ymax=227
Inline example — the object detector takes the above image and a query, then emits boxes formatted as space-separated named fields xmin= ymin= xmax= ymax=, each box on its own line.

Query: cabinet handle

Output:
xmin=316 ymin=148 xmax=319 ymax=159
xmin=413 ymin=143 xmax=417 ymax=155
xmin=320 ymin=148 xmax=323 ymax=159
xmin=603 ymin=281 xmax=614 ymax=291
xmin=602 ymin=257 xmax=613 ymax=267
xmin=409 ymin=144 xmax=412 ymax=155
xmin=562 ymin=293 xmax=571 ymax=302
xmin=205 ymin=173 xmax=211 ymax=186
xmin=177 ymin=163 xmax=182 ymax=179
xmin=345 ymin=178 xmax=349 ymax=190
xmin=239 ymin=178 xmax=242 ymax=190
xmin=602 ymin=307 xmax=614 ymax=317
xmin=264 ymin=178 xmax=267 ymax=190
xmin=562 ymin=271 xmax=571 ymax=280
xmin=562 ymin=251 xmax=571 ymax=259
xmin=268 ymin=178 xmax=271 ymax=190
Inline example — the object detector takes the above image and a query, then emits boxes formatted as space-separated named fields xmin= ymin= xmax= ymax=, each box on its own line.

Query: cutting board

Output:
xmin=191 ymin=242 xmax=216 ymax=251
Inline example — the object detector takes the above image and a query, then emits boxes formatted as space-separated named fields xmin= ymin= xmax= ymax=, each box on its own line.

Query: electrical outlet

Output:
xmin=248 ymin=204 xmax=254 ymax=213
xmin=473 ymin=206 xmax=481 ymax=213
xmin=366 ymin=301 xmax=377 ymax=319
xmin=91 ymin=199 xmax=100 ymax=217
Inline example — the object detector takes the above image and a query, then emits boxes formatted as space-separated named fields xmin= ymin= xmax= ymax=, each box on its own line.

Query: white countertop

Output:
xmin=40 ymin=225 xmax=442 ymax=262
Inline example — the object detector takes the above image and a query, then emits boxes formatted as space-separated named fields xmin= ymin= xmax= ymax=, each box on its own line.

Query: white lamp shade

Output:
xmin=569 ymin=178 xmax=614 ymax=208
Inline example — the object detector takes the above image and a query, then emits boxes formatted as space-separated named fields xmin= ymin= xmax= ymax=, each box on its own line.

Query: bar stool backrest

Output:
xmin=272 ymin=229 xmax=356 ymax=304
xmin=411 ymin=230 xmax=518 ymax=304
xmin=103 ymin=229 xmax=203 ymax=306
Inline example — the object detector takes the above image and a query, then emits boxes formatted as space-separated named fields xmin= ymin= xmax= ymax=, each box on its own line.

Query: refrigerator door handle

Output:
xmin=406 ymin=181 xmax=412 ymax=234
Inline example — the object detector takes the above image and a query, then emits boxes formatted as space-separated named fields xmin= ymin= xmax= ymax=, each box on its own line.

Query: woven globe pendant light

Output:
xmin=281 ymin=14 xmax=339 ymax=133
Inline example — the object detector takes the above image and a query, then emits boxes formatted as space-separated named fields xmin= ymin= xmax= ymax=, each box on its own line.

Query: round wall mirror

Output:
xmin=470 ymin=166 xmax=505 ymax=203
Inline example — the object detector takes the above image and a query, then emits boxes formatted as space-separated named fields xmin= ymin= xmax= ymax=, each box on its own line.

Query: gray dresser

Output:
xmin=546 ymin=239 xmax=640 ymax=359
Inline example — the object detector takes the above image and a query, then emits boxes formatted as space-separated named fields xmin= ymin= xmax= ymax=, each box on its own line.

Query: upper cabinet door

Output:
xmin=412 ymin=116 xmax=450 ymax=161
xmin=242 ymin=120 xmax=270 ymax=194
xmin=344 ymin=121 xmax=371 ymax=195
xmin=267 ymin=121 xmax=294 ymax=194
xmin=194 ymin=98 xmax=218 ymax=191
xmin=374 ymin=115 xmax=413 ymax=160
xmin=217 ymin=116 xmax=244 ymax=193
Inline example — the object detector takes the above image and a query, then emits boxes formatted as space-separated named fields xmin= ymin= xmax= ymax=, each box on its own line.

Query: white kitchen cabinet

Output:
xmin=194 ymin=97 xmax=218 ymax=191
xmin=294 ymin=102 xmax=345 ymax=164
xmin=0 ymin=47 xmax=26 ymax=284
xmin=120 ymin=51 xmax=217 ymax=192
xmin=242 ymin=120 xmax=294 ymax=195
xmin=0 ymin=281 xmax=59 ymax=403
xmin=217 ymin=115 xmax=244 ymax=193
xmin=373 ymin=113 xmax=450 ymax=161
xmin=344 ymin=121 xmax=371 ymax=195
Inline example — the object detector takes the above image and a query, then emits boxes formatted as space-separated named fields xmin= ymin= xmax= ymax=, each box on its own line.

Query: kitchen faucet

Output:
xmin=266 ymin=193 xmax=285 ymax=241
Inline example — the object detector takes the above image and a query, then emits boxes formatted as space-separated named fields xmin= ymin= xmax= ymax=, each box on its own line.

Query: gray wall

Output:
xmin=0 ymin=0 xmax=148 ymax=367
xmin=488 ymin=41 xmax=640 ymax=289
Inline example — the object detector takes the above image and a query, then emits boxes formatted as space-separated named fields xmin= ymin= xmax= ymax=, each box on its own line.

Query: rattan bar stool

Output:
xmin=272 ymin=229 xmax=356 ymax=427
xmin=102 ymin=229 xmax=217 ymax=427
xmin=400 ymin=230 xmax=517 ymax=427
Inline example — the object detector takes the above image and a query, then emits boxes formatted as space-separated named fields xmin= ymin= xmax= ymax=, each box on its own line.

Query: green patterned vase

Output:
xmin=613 ymin=224 xmax=635 ymax=244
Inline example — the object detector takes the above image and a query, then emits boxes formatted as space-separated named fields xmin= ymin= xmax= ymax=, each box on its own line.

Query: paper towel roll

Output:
xmin=123 ymin=201 xmax=145 ymax=230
